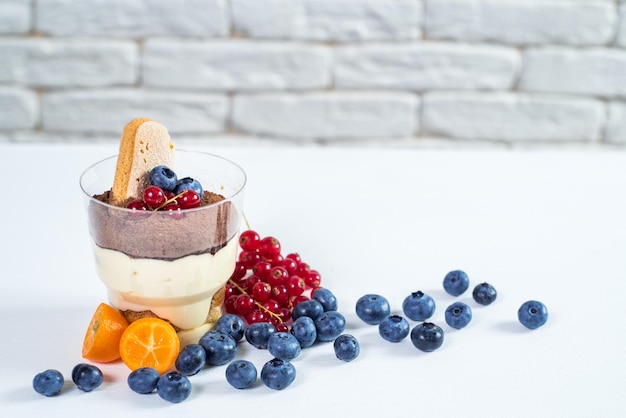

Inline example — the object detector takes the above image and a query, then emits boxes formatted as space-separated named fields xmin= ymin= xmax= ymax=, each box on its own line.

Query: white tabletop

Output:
xmin=1 ymin=143 xmax=625 ymax=417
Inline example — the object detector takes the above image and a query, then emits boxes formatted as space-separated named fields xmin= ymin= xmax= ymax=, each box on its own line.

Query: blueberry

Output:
xmin=268 ymin=332 xmax=301 ymax=361
xmin=333 ymin=334 xmax=360 ymax=362
xmin=315 ymin=311 xmax=346 ymax=342
xmin=215 ymin=314 xmax=245 ymax=342
xmin=445 ymin=302 xmax=472 ymax=329
xmin=355 ymin=294 xmax=390 ymax=325
xmin=174 ymin=177 xmax=203 ymax=197
xmin=260 ymin=358 xmax=296 ymax=390
xmin=518 ymin=300 xmax=548 ymax=330
xmin=245 ymin=322 xmax=276 ymax=349
xmin=127 ymin=367 xmax=160 ymax=394
xmin=175 ymin=344 xmax=206 ymax=376
xmin=378 ymin=315 xmax=410 ymax=342
xmin=410 ymin=322 xmax=445 ymax=352
xmin=198 ymin=330 xmax=238 ymax=366
xmin=290 ymin=316 xmax=317 ymax=348
xmin=312 ymin=287 xmax=338 ymax=311
xmin=149 ymin=165 xmax=177 ymax=192
xmin=402 ymin=291 xmax=436 ymax=321
xmin=225 ymin=360 xmax=258 ymax=389
xmin=156 ymin=372 xmax=192 ymax=403
xmin=291 ymin=299 xmax=324 ymax=321
xmin=473 ymin=282 xmax=497 ymax=306
xmin=71 ymin=363 xmax=103 ymax=392
xmin=443 ymin=270 xmax=470 ymax=296
xmin=33 ymin=369 xmax=64 ymax=397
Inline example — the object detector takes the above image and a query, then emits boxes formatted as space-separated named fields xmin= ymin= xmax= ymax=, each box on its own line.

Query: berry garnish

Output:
xmin=177 ymin=189 xmax=201 ymax=209
xmin=402 ymin=291 xmax=436 ymax=321
xmin=149 ymin=165 xmax=178 ymax=192
xmin=142 ymin=185 xmax=166 ymax=209
xmin=240 ymin=230 xmax=261 ymax=251
xmin=174 ymin=177 xmax=203 ymax=197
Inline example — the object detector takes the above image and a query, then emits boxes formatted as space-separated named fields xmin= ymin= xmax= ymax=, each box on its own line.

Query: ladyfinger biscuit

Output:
xmin=110 ymin=118 xmax=175 ymax=206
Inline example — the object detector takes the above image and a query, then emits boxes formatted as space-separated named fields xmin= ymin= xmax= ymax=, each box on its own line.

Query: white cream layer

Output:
xmin=91 ymin=237 xmax=238 ymax=331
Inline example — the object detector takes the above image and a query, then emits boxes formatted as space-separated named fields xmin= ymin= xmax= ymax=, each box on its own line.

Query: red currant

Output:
xmin=304 ymin=269 xmax=321 ymax=288
xmin=239 ymin=250 xmax=262 ymax=270
xmin=244 ymin=275 xmax=262 ymax=292
xmin=235 ymin=294 xmax=255 ymax=315
xmin=229 ymin=262 xmax=247 ymax=283
xmin=177 ymin=189 xmax=201 ymax=209
xmin=275 ymin=323 xmax=289 ymax=333
xmin=143 ymin=185 xmax=166 ymax=209
xmin=224 ymin=295 xmax=238 ymax=314
xmin=292 ymin=294 xmax=310 ymax=306
xmin=267 ymin=266 xmax=289 ymax=287
xmin=271 ymin=285 xmax=290 ymax=306
xmin=286 ymin=276 xmax=306 ymax=297
xmin=239 ymin=230 xmax=261 ymax=251
xmin=126 ymin=200 xmax=149 ymax=218
xmin=252 ymin=281 xmax=272 ymax=302
xmin=285 ymin=253 xmax=302 ymax=264
xmin=252 ymin=261 xmax=272 ymax=280
xmin=280 ymin=258 xmax=299 ymax=275
xmin=262 ymin=299 xmax=281 ymax=314
xmin=278 ymin=307 xmax=292 ymax=324
xmin=259 ymin=236 xmax=281 ymax=259
xmin=164 ymin=204 xmax=184 ymax=220
xmin=297 ymin=262 xmax=311 ymax=277
xmin=224 ymin=284 xmax=237 ymax=299
xmin=246 ymin=310 xmax=268 ymax=324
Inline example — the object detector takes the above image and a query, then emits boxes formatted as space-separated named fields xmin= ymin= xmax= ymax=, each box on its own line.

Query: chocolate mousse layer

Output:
xmin=88 ymin=190 xmax=237 ymax=260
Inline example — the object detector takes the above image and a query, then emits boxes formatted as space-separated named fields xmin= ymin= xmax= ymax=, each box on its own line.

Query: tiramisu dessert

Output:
xmin=80 ymin=118 xmax=246 ymax=347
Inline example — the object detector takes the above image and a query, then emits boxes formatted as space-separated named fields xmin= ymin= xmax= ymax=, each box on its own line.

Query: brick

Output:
xmin=0 ymin=0 xmax=31 ymax=34
xmin=42 ymin=90 xmax=228 ymax=134
xmin=425 ymin=0 xmax=616 ymax=46
xmin=0 ymin=39 xmax=137 ymax=87
xmin=232 ymin=92 xmax=418 ymax=139
xmin=36 ymin=0 xmax=228 ymax=37
xmin=335 ymin=43 xmax=519 ymax=91
xmin=143 ymin=40 xmax=331 ymax=90
xmin=0 ymin=88 xmax=38 ymax=130
xmin=422 ymin=92 xmax=605 ymax=142
xmin=519 ymin=47 xmax=626 ymax=98
xmin=232 ymin=0 xmax=421 ymax=41
xmin=606 ymin=102 xmax=626 ymax=144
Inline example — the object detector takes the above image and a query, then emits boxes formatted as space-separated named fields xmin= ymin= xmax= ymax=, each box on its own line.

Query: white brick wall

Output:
xmin=0 ymin=0 xmax=625 ymax=147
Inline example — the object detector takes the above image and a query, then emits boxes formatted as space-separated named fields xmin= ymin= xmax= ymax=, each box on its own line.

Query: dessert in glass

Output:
xmin=79 ymin=119 xmax=246 ymax=347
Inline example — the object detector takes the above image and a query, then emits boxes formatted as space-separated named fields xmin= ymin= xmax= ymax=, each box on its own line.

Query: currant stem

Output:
xmin=228 ymin=278 xmax=283 ymax=322
xmin=154 ymin=191 xmax=187 ymax=211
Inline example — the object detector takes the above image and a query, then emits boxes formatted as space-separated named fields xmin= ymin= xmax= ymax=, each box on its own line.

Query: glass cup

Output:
xmin=80 ymin=150 xmax=246 ymax=346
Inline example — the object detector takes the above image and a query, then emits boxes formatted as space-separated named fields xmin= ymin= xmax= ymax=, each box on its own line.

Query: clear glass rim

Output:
xmin=79 ymin=149 xmax=247 ymax=213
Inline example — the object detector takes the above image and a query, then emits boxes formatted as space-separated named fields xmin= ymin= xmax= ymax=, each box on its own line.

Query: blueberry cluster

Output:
xmin=355 ymin=269 xmax=548 ymax=352
xmin=33 ymin=363 xmax=103 ymax=397
xmin=126 ymin=288 xmax=355 ymax=400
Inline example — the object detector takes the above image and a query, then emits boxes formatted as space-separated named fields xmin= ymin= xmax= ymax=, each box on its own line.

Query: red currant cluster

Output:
xmin=126 ymin=186 xmax=201 ymax=219
xmin=225 ymin=230 xmax=322 ymax=331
